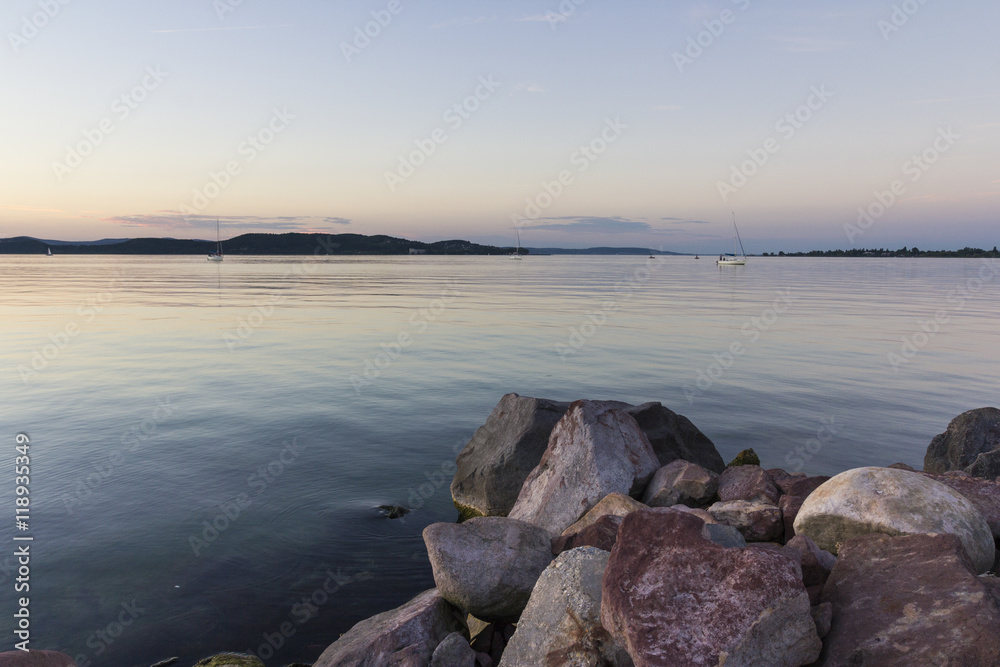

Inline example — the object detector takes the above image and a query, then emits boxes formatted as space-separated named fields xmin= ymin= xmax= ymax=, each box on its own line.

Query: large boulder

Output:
xmin=313 ymin=588 xmax=463 ymax=666
xmin=921 ymin=472 xmax=1000 ymax=540
xmin=776 ymin=475 xmax=830 ymax=498
xmin=430 ymin=632 xmax=477 ymax=667
xmin=0 ymin=652 xmax=76 ymax=667
xmin=621 ymin=402 xmax=725 ymax=473
xmin=707 ymin=499 xmax=784 ymax=542
xmin=641 ymin=459 xmax=718 ymax=507
xmin=451 ymin=394 xmax=571 ymax=518
xmin=601 ymin=509 xmax=821 ymax=666
xmin=509 ymin=401 xmax=659 ymax=535
xmin=423 ymin=517 xmax=554 ymax=623
xmin=717 ymin=465 xmax=780 ymax=504
xmin=818 ymin=532 xmax=1000 ymax=665
xmin=924 ymin=407 xmax=1000 ymax=479
xmin=499 ymin=547 xmax=631 ymax=667
xmin=793 ymin=466 xmax=995 ymax=573
xmin=559 ymin=493 xmax=647 ymax=536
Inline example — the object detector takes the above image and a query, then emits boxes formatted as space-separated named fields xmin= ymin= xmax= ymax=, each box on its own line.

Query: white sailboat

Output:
xmin=46 ymin=247 xmax=53 ymax=257
xmin=717 ymin=213 xmax=748 ymax=266
xmin=509 ymin=226 xmax=524 ymax=260
xmin=207 ymin=219 xmax=224 ymax=262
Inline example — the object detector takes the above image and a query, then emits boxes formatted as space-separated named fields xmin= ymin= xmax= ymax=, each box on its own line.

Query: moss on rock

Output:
xmin=727 ymin=448 xmax=760 ymax=468
xmin=193 ymin=653 xmax=265 ymax=667
xmin=453 ymin=498 xmax=487 ymax=522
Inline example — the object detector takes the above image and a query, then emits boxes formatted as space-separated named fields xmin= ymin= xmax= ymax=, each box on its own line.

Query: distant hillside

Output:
xmin=0 ymin=233 xmax=518 ymax=256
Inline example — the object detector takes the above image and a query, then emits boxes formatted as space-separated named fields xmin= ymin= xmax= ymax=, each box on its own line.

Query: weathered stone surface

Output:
xmin=718 ymin=465 xmax=780 ymax=504
xmin=793 ymin=466 xmax=995 ymax=573
xmin=818 ymin=532 xmax=1000 ymax=665
xmin=0 ymin=651 xmax=76 ymax=667
xmin=509 ymin=401 xmax=659 ymax=535
xmin=500 ymin=547 xmax=631 ymax=667
xmin=559 ymin=493 xmax=647 ymax=537
xmin=887 ymin=461 xmax=916 ymax=471
xmin=150 ymin=660 xmax=180 ymax=667
xmin=641 ymin=459 xmax=718 ymax=507
xmin=431 ymin=632 xmax=477 ymax=667
xmin=708 ymin=499 xmax=784 ymax=542
xmin=775 ymin=475 xmax=830 ymax=498
xmin=784 ymin=535 xmax=836 ymax=588
xmin=810 ymin=602 xmax=832 ymax=639
xmin=314 ymin=589 xmax=463 ymax=666
xmin=193 ymin=653 xmax=265 ymax=667
xmin=451 ymin=394 xmax=571 ymax=518
xmin=601 ymin=509 xmax=820 ymax=667
xmin=924 ymin=407 xmax=1000 ymax=479
xmin=706 ymin=522 xmax=747 ymax=548
xmin=551 ymin=514 xmax=622 ymax=555
xmin=766 ymin=467 xmax=795 ymax=483
xmin=621 ymin=402 xmax=725 ymax=473
xmin=423 ymin=517 xmax=554 ymax=623
xmin=727 ymin=447 xmax=760 ymax=467
xmin=779 ymin=494 xmax=803 ymax=541
xmin=668 ymin=504 xmax=716 ymax=524
xmin=921 ymin=472 xmax=1000 ymax=540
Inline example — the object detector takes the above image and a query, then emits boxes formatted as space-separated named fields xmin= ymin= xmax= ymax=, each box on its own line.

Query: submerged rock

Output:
xmin=818 ymin=532 xmax=1000 ymax=665
xmin=500 ymin=547 xmax=631 ymax=667
xmin=313 ymin=588 xmax=463 ymax=666
xmin=601 ymin=508 xmax=821 ymax=666
xmin=377 ymin=504 xmax=410 ymax=519
xmin=924 ymin=407 xmax=1000 ymax=479
xmin=509 ymin=400 xmax=659 ymax=535
xmin=423 ymin=517 xmax=553 ymax=623
xmin=793 ymin=466 xmax=995 ymax=573
xmin=451 ymin=393 xmax=571 ymax=519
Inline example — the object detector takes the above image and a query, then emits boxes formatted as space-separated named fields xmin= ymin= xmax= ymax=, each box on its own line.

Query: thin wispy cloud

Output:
xmin=0 ymin=204 xmax=69 ymax=213
xmin=152 ymin=25 xmax=294 ymax=34
xmin=511 ymin=82 xmax=545 ymax=95
xmin=662 ymin=217 xmax=710 ymax=224
xmin=104 ymin=213 xmax=351 ymax=232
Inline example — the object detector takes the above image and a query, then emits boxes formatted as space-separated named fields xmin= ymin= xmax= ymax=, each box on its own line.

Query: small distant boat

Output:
xmin=695 ymin=255 xmax=700 ymax=259
xmin=46 ymin=247 xmax=53 ymax=257
xmin=510 ymin=226 xmax=524 ymax=260
xmin=207 ymin=219 xmax=223 ymax=262
xmin=717 ymin=213 xmax=748 ymax=266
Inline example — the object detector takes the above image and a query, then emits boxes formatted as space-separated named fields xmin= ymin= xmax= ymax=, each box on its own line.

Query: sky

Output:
xmin=1 ymin=0 xmax=997 ymax=252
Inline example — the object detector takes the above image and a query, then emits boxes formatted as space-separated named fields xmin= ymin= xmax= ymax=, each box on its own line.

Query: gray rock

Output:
xmin=313 ymin=588 xmax=463 ymax=666
xmin=0 ymin=651 xmax=77 ymax=667
xmin=793 ymin=466 xmax=995 ymax=573
xmin=810 ymin=602 xmax=832 ymax=639
xmin=431 ymin=632 xmax=477 ymax=667
xmin=783 ymin=534 xmax=836 ymax=588
xmin=509 ymin=400 xmax=660 ymax=536
xmin=924 ymin=407 xmax=1000 ymax=479
xmin=423 ymin=517 xmax=554 ymax=623
xmin=150 ymin=660 xmax=179 ymax=667
xmin=451 ymin=393 xmax=571 ymax=518
xmin=642 ymin=459 xmax=719 ymax=507
xmin=708 ymin=499 xmax=784 ymax=542
xmin=706 ymin=522 xmax=748 ymax=548
xmin=621 ymin=401 xmax=725 ymax=473
xmin=718 ymin=464 xmax=780 ymax=504
xmin=500 ymin=547 xmax=631 ymax=667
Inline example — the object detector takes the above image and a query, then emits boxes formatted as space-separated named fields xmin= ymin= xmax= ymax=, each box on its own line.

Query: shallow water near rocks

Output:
xmin=1 ymin=255 xmax=997 ymax=665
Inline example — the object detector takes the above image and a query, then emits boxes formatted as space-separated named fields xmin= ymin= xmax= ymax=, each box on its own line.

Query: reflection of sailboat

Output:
xmin=717 ymin=212 xmax=748 ymax=266
xmin=207 ymin=219 xmax=223 ymax=262
xmin=509 ymin=226 xmax=524 ymax=260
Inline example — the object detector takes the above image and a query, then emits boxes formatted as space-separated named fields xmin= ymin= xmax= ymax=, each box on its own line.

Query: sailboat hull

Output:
xmin=717 ymin=258 xmax=746 ymax=266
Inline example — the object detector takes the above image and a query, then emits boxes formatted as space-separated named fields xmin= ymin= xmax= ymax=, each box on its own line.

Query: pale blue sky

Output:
xmin=1 ymin=0 xmax=997 ymax=251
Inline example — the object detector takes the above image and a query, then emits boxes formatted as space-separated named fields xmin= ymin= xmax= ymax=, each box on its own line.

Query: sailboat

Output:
xmin=717 ymin=213 xmax=748 ymax=266
xmin=509 ymin=226 xmax=524 ymax=260
xmin=207 ymin=219 xmax=224 ymax=262
xmin=46 ymin=247 xmax=53 ymax=257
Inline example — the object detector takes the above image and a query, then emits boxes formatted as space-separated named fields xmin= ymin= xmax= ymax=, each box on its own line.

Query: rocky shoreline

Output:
xmin=5 ymin=398 xmax=999 ymax=666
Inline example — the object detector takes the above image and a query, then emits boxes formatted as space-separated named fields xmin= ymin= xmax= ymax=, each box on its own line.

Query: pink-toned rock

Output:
xmin=669 ymin=504 xmax=716 ymax=523
xmin=784 ymin=534 xmax=836 ymax=588
xmin=642 ymin=459 xmax=719 ymax=507
xmin=776 ymin=475 xmax=830 ymax=498
xmin=601 ymin=509 xmax=821 ymax=667
xmin=313 ymin=589 xmax=463 ymax=666
xmin=811 ymin=602 xmax=832 ymax=639
xmin=779 ymin=494 xmax=804 ymax=541
xmin=818 ymin=532 xmax=1000 ymax=665
xmin=921 ymin=472 xmax=1000 ymax=540
xmin=718 ymin=465 xmax=780 ymax=504
xmin=708 ymin=499 xmax=784 ymax=542
xmin=551 ymin=514 xmax=623 ymax=555
xmin=509 ymin=400 xmax=659 ymax=535
xmin=0 ymin=652 xmax=76 ymax=667
xmin=559 ymin=492 xmax=647 ymax=537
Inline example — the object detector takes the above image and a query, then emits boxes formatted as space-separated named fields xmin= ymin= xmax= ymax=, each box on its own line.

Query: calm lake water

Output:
xmin=1 ymin=254 xmax=998 ymax=665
